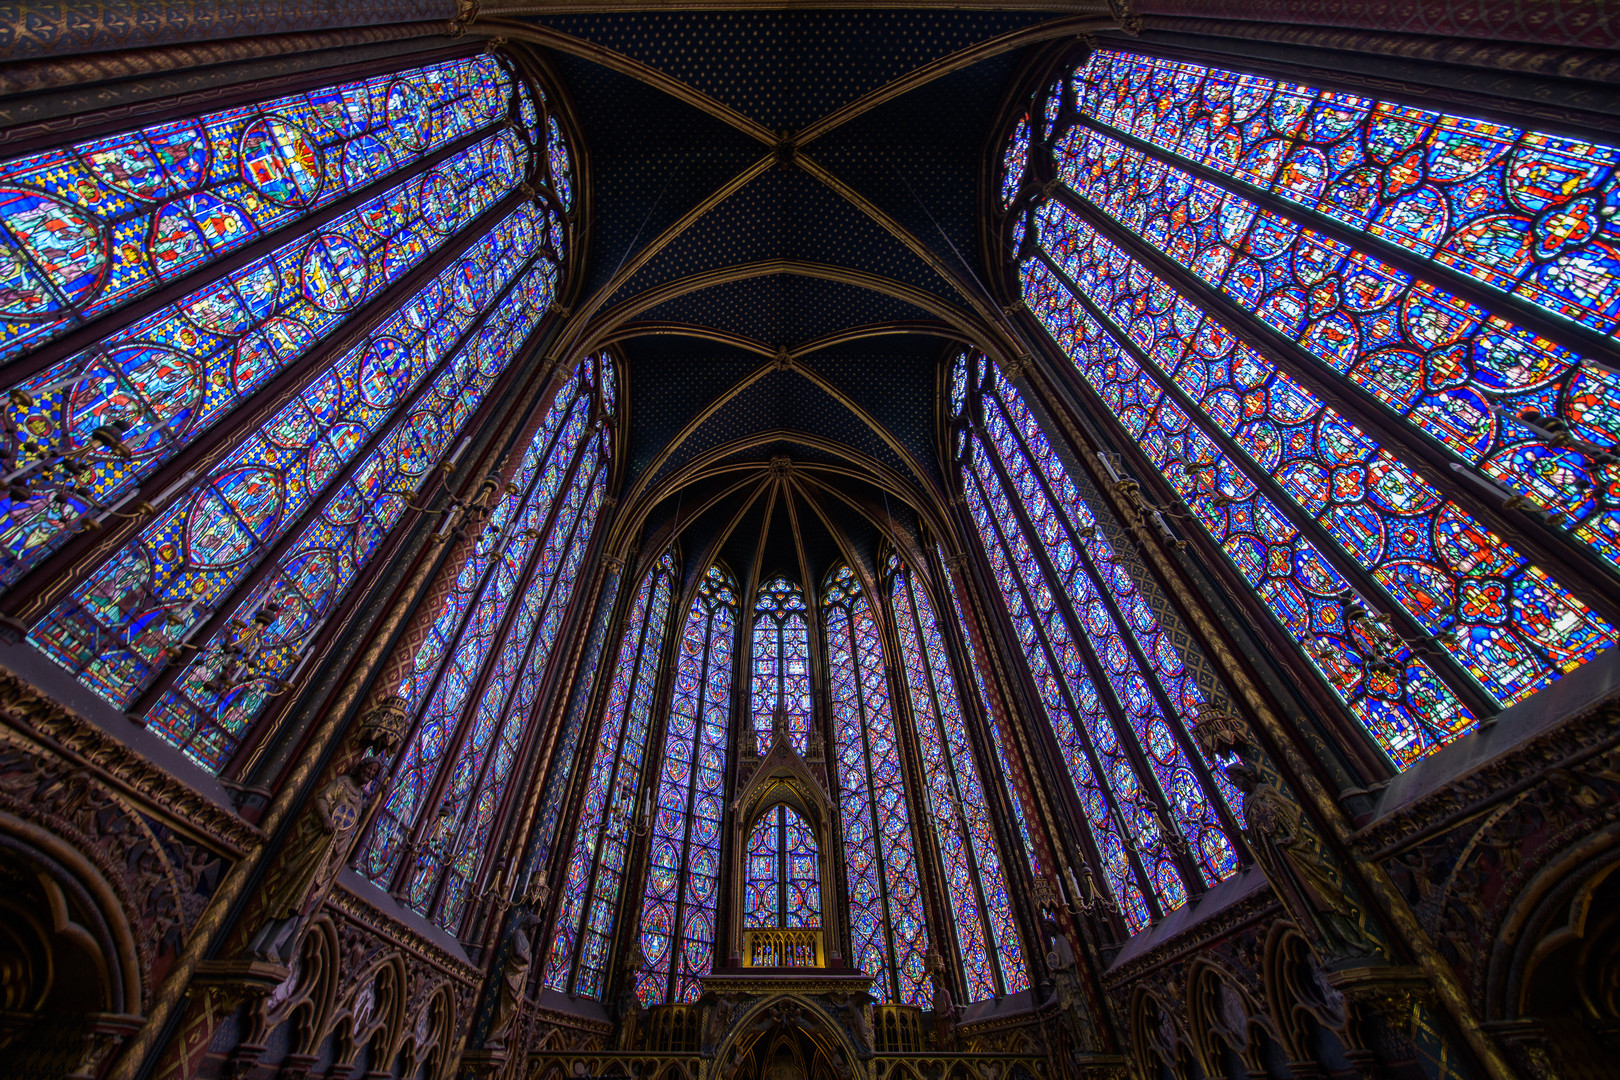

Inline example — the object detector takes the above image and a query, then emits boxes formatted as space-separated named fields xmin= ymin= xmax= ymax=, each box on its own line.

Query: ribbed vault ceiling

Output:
xmin=486 ymin=5 xmax=1115 ymax=585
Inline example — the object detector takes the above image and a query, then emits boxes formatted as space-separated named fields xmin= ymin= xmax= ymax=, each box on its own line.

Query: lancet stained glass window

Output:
xmin=940 ymin=559 xmax=1038 ymax=875
xmin=825 ymin=564 xmax=930 ymax=1005
xmin=1057 ymin=57 xmax=1620 ymax=574
xmin=21 ymin=54 xmax=578 ymax=775
xmin=951 ymin=352 xmax=1241 ymax=929
xmin=1004 ymin=52 xmax=1618 ymax=770
xmin=639 ymin=564 xmax=736 ymax=1005
xmin=0 ymin=56 xmax=555 ymax=591
xmin=0 ymin=55 xmax=515 ymax=364
xmin=356 ymin=354 xmax=611 ymax=930
xmin=545 ymin=551 xmax=676 ymax=999
xmin=743 ymin=804 xmax=820 ymax=930
xmin=751 ymin=575 xmax=811 ymax=754
xmin=889 ymin=555 xmax=1027 ymax=1001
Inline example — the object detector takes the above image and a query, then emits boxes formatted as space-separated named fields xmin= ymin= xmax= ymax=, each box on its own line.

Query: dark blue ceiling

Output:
xmin=537 ymin=11 xmax=1049 ymax=131
xmin=529 ymin=8 xmax=1061 ymax=570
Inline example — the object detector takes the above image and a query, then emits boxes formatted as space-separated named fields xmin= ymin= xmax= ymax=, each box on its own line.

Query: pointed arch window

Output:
xmin=355 ymin=354 xmax=611 ymax=930
xmin=889 ymin=556 xmax=1027 ymax=1001
xmin=545 ymin=551 xmax=676 ymax=999
xmin=1004 ymin=52 xmax=1617 ymax=769
xmin=21 ymin=54 xmax=576 ymax=773
xmin=4 ymin=56 xmax=554 ymax=592
xmin=951 ymin=352 xmax=1240 ymax=931
xmin=639 ymin=564 xmax=737 ymax=1005
xmin=824 ymin=563 xmax=930 ymax=1006
xmin=750 ymin=575 xmax=811 ymax=754
xmin=743 ymin=804 xmax=821 ymax=929
xmin=0 ymin=56 xmax=517 ymax=365
xmin=939 ymin=559 xmax=1037 ymax=875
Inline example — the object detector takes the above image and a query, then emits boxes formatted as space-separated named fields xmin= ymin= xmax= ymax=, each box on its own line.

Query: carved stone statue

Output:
xmin=1039 ymin=909 xmax=1075 ymax=972
xmin=1227 ymin=763 xmax=1376 ymax=959
xmin=487 ymin=909 xmax=539 ymax=1049
xmin=617 ymin=943 xmax=647 ymax=1050
xmin=250 ymin=757 xmax=382 ymax=962
xmin=926 ymin=953 xmax=958 ymax=1050
xmin=1039 ymin=911 xmax=1098 ymax=1052
xmin=702 ymin=993 xmax=732 ymax=1054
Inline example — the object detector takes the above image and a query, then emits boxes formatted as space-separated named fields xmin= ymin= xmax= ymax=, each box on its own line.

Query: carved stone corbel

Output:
xmin=354 ymin=695 xmax=408 ymax=758
xmin=1325 ymin=965 xmax=1433 ymax=1040
xmin=1106 ymin=0 xmax=1141 ymax=35
xmin=447 ymin=0 xmax=479 ymax=36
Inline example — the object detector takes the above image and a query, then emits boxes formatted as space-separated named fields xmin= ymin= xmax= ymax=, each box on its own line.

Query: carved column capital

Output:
xmin=996 ymin=353 xmax=1033 ymax=380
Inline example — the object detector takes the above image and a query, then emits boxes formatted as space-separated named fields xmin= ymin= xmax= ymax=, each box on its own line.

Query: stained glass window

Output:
xmin=742 ymin=804 xmax=821 ymax=930
xmin=545 ymin=552 xmax=676 ymax=998
xmin=1060 ymin=62 xmax=1620 ymax=570
xmin=950 ymin=352 xmax=1242 ymax=930
xmin=750 ymin=575 xmax=811 ymax=754
xmin=824 ymin=564 xmax=930 ymax=1005
xmin=639 ymin=564 xmax=736 ymax=1005
xmin=22 ymin=55 xmax=580 ymax=776
xmin=1055 ymin=55 xmax=1620 ymax=578
xmin=0 ymin=59 xmax=555 ymax=590
xmin=939 ymin=560 xmax=1037 ymax=875
xmin=35 ymin=210 xmax=562 ymax=767
xmin=1076 ymin=52 xmax=1620 ymax=338
xmin=889 ymin=555 xmax=1027 ymax=1001
xmin=1005 ymin=51 xmax=1618 ymax=770
xmin=0 ymin=56 xmax=516 ymax=365
xmin=356 ymin=353 xmax=611 ymax=930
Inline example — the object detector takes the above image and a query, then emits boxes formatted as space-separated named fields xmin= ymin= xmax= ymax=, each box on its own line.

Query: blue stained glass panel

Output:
xmin=744 ymin=809 xmax=781 ymax=928
xmin=1076 ymin=50 xmax=1620 ymax=338
xmin=32 ymin=204 xmax=558 ymax=766
xmin=1032 ymin=201 xmax=1615 ymax=716
xmin=414 ymin=433 xmax=609 ymax=928
xmin=639 ymin=565 xmax=734 ymax=1006
xmin=1051 ymin=124 xmax=1620 ymax=574
xmin=940 ymin=563 xmax=1037 ymax=873
xmin=545 ymin=553 xmax=674 ymax=998
xmin=360 ymin=362 xmax=599 ymax=889
xmin=0 ymin=129 xmax=540 ymax=587
xmin=827 ymin=564 xmax=930 ymax=1005
xmin=891 ymin=558 xmax=1027 ymax=1001
xmin=0 ymin=56 xmax=519 ymax=364
xmin=1022 ymin=260 xmax=1484 ymax=765
xmin=751 ymin=576 xmax=811 ymax=754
